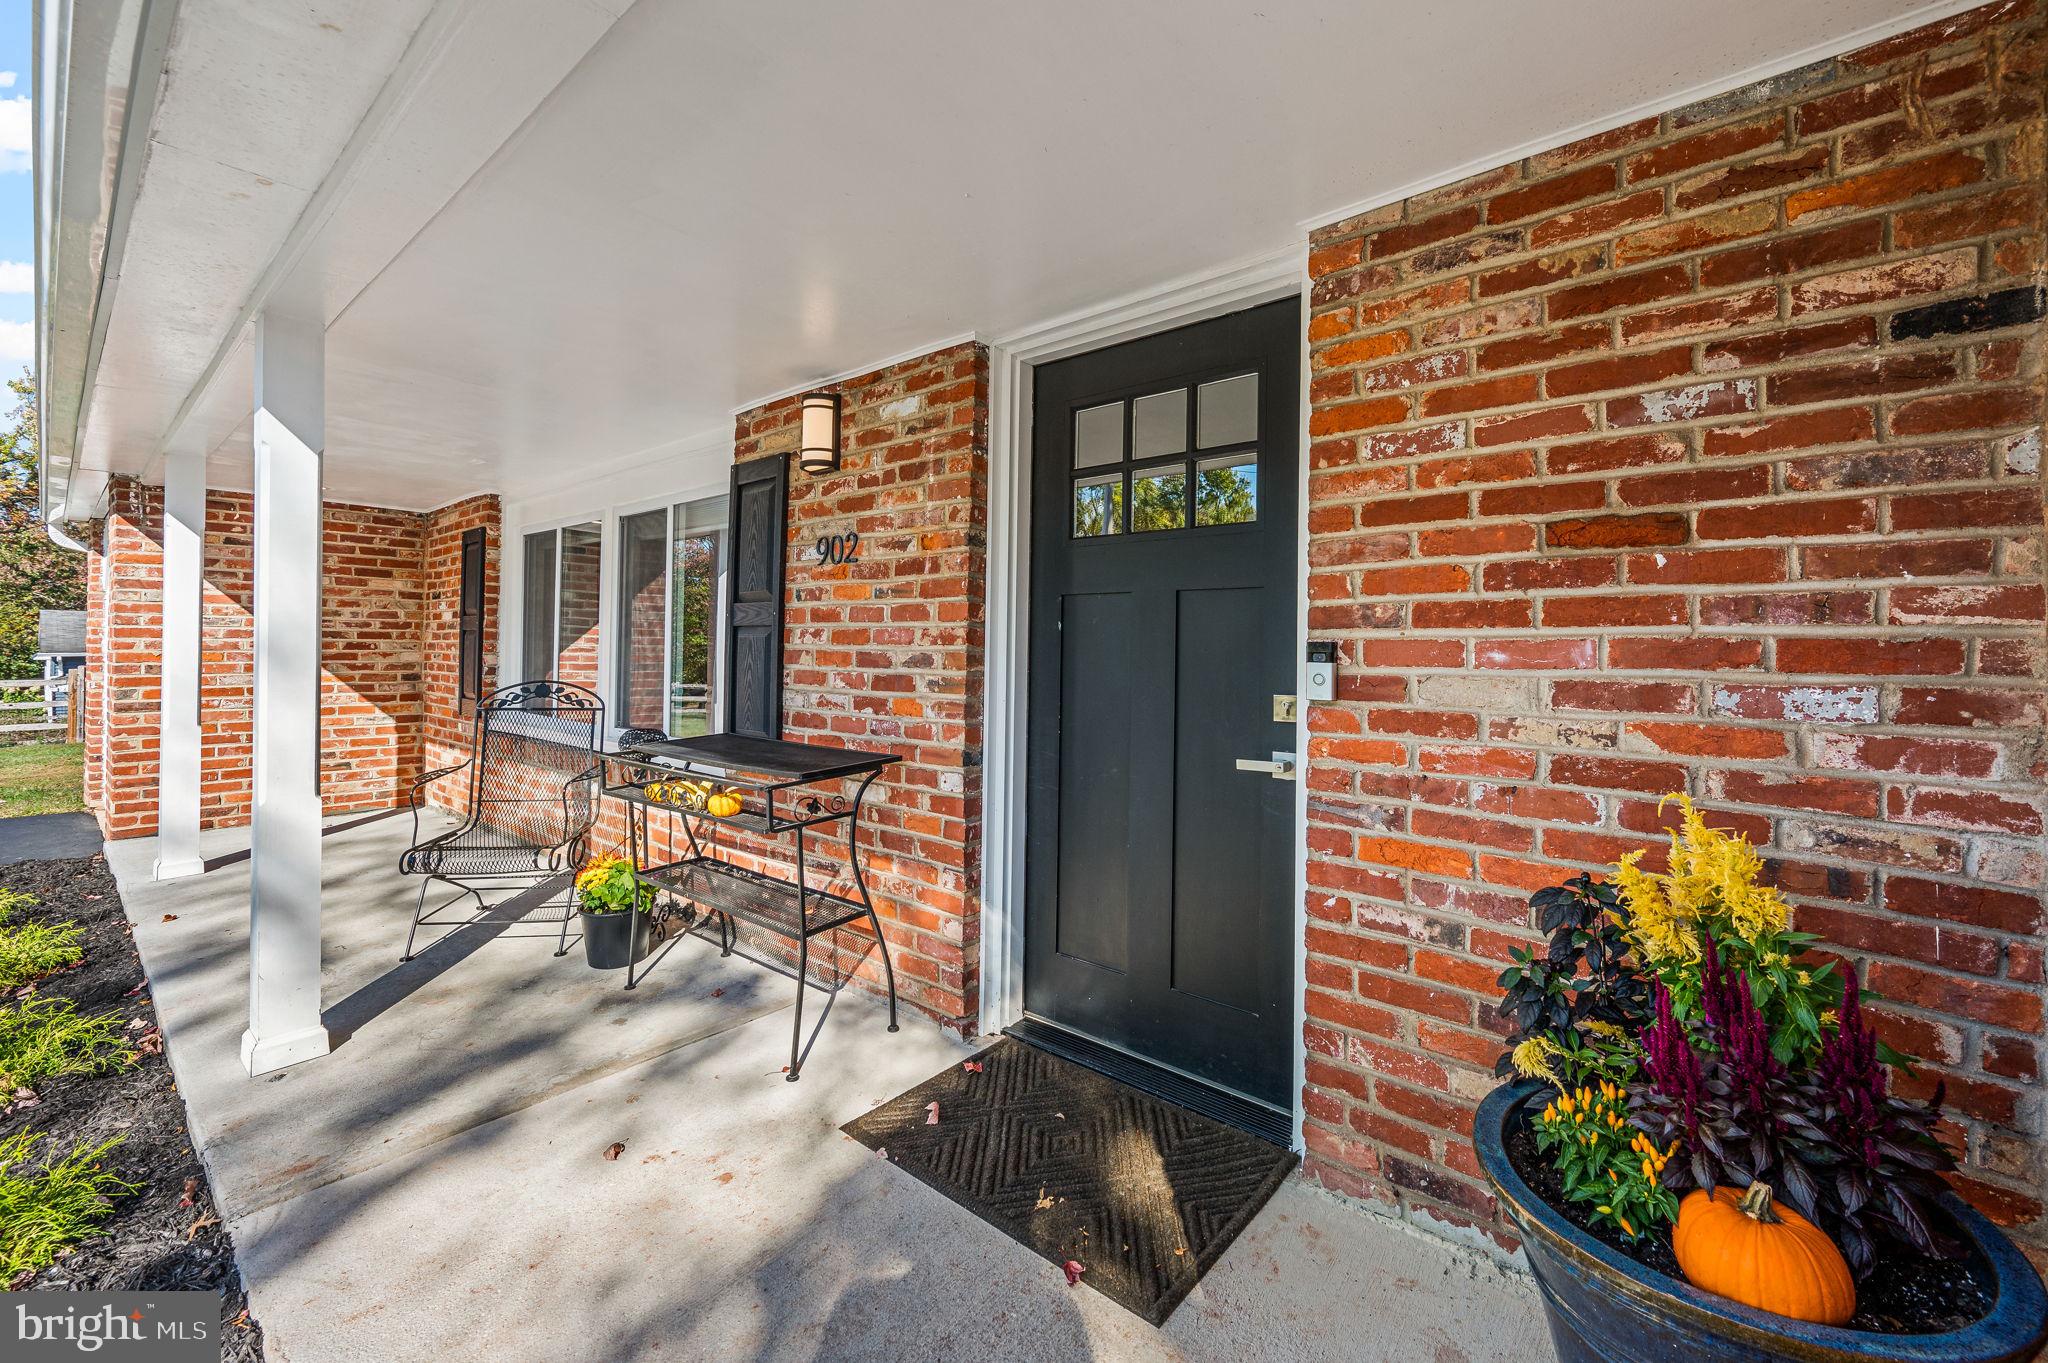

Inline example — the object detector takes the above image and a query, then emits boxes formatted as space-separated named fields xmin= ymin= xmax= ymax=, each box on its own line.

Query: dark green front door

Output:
xmin=1024 ymin=297 xmax=1300 ymax=1111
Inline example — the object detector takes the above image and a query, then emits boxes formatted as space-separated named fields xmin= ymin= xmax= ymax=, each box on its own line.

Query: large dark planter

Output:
xmin=1476 ymin=1080 xmax=2047 ymax=1363
xmin=578 ymin=907 xmax=651 ymax=969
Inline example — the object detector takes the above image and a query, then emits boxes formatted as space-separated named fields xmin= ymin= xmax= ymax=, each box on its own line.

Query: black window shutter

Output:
xmin=722 ymin=453 xmax=788 ymax=739
xmin=458 ymin=527 xmax=487 ymax=702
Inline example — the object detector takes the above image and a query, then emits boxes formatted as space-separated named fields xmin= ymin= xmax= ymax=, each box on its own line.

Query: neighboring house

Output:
xmin=33 ymin=609 xmax=84 ymax=717
xmin=30 ymin=0 xmax=2047 ymax=1268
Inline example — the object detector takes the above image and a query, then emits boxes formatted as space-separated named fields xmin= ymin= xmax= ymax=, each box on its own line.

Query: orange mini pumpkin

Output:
xmin=1673 ymin=1181 xmax=1855 ymax=1326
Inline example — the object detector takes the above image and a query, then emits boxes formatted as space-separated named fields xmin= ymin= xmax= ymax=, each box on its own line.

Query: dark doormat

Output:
xmin=841 ymin=1037 xmax=1297 ymax=1324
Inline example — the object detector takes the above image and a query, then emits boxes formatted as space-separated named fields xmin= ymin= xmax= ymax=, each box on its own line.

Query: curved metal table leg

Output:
xmin=787 ymin=823 xmax=809 ymax=1079
xmin=847 ymin=770 xmax=899 ymax=1032
xmin=624 ymin=800 xmax=646 ymax=991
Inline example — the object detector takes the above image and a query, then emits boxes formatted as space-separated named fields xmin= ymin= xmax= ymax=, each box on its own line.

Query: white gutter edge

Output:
xmin=36 ymin=0 xmax=177 ymax=532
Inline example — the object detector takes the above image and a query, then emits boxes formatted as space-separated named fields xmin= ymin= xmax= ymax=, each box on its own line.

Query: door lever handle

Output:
xmin=1235 ymin=752 xmax=1298 ymax=780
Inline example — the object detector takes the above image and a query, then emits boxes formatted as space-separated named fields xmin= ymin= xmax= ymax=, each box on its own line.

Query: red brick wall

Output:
xmin=420 ymin=496 xmax=500 ymax=813
xmin=1300 ymin=0 xmax=2047 ymax=1255
xmin=84 ymin=481 xmax=498 ymax=838
xmin=82 ymin=529 xmax=106 ymax=812
xmin=584 ymin=344 xmax=990 ymax=1026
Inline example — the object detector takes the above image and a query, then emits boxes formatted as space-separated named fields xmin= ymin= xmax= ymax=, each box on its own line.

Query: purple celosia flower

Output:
xmin=1816 ymin=967 xmax=1886 ymax=1166
xmin=1641 ymin=982 xmax=1703 ymax=1138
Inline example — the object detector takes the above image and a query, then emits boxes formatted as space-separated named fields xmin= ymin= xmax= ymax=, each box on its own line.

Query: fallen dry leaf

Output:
xmin=924 ymin=1101 xmax=940 ymax=1126
xmin=185 ymin=1211 xmax=220 ymax=1242
xmin=602 ymin=1142 xmax=626 ymax=1161
xmin=1061 ymin=1260 xmax=1086 ymax=1286
xmin=875 ymin=1147 xmax=888 ymax=1160
xmin=136 ymin=1032 xmax=164 ymax=1056
xmin=178 ymin=1177 xmax=199 ymax=1208
xmin=161 ymin=914 xmax=177 ymax=923
xmin=1035 ymin=1187 xmax=1054 ymax=1211
xmin=962 ymin=1060 xmax=983 ymax=1073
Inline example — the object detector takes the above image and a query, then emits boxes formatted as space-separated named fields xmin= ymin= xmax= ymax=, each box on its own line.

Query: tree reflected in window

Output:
xmin=1196 ymin=456 xmax=1257 ymax=526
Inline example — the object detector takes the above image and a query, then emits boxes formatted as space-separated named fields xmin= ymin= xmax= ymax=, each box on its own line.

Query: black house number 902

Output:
xmin=815 ymin=530 xmax=860 ymax=565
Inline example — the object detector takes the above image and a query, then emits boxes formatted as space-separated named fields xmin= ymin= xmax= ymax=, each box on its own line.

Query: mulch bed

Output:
xmin=1507 ymin=1124 xmax=1989 ymax=1334
xmin=2 ymin=855 xmax=264 ymax=1362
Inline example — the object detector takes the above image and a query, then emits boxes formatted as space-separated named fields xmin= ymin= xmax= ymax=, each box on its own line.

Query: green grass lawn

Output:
xmin=0 ymin=743 xmax=86 ymax=818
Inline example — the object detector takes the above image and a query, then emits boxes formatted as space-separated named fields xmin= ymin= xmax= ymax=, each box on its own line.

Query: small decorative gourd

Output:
xmin=706 ymin=789 xmax=743 ymax=818
xmin=1673 ymin=1181 xmax=1854 ymax=1326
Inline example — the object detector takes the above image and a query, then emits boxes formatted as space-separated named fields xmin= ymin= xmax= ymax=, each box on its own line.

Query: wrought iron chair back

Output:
xmin=398 ymin=679 xmax=605 ymax=960
xmin=467 ymin=681 xmax=606 ymax=854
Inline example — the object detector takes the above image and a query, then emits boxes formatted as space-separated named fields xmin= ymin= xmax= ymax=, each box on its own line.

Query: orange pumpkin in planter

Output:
xmin=1673 ymin=1182 xmax=1854 ymax=1326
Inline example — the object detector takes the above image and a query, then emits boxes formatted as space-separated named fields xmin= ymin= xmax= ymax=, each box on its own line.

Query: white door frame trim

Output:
xmin=979 ymin=243 xmax=1309 ymax=1143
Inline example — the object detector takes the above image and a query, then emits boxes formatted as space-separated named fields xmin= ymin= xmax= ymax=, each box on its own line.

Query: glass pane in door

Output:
xmin=671 ymin=495 xmax=727 ymax=737
xmin=521 ymin=531 xmax=557 ymax=683
xmin=555 ymin=523 xmax=603 ymax=689
xmin=615 ymin=510 xmax=668 ymax=730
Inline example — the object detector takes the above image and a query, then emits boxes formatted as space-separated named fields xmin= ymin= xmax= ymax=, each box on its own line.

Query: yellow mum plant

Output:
xmin=575 ymin=855 xmax=655 ymax=915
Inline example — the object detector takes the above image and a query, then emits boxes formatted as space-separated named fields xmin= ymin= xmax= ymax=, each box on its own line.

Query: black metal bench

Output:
xmin=399 ymin=679 xmax=605 ymax=960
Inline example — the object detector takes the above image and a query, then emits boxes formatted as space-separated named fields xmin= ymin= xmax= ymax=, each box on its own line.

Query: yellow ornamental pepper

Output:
xmin=1642 ymin=1158 xmax=1655 ymax=1179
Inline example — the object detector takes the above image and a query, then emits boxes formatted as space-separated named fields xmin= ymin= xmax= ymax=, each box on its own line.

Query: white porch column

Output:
xmin=153 ymin=447 xmax=206 ymax=880
xmin=242 ymin=308 xmax=330 ymax=1076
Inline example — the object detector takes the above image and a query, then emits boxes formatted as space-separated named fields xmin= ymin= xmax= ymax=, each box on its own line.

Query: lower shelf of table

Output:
xmin=636 ymin=858 xmax=872 ymax=939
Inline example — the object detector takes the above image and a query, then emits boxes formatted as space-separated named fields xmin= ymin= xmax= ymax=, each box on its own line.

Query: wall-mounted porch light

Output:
xmin=798 ymin=391 xmax=843 ymax=475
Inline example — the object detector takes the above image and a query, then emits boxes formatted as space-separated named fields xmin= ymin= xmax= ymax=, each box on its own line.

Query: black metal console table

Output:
xmin=601 ymin=733 xmax=901 ymax=1080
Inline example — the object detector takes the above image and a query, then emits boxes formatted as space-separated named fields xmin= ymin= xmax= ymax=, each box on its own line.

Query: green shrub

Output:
xmin=0 ymin=996 xmax=134 ymax=1092
xmin=0 ymin=921 xmax=84 ymax=992
xmin=0 ymin=888 xmax=85 ymax=990
xmin=0 ymin=1132 xmax=134 ymax=1280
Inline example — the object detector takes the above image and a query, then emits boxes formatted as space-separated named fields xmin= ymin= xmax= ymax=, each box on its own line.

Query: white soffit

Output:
xmin=77 ymin=0 xmax=1976 ymax=512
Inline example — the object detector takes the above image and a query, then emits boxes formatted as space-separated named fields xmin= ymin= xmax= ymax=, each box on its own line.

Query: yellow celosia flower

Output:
xmin=1613 ymin=793 xmax=1789 ymax=961
xmin=1510 ymin=1037 xmax=1560 ymax=1085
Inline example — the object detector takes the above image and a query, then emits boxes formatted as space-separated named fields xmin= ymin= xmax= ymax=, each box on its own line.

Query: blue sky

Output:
xmin=0 ymin=0 xmax=31 ymax=374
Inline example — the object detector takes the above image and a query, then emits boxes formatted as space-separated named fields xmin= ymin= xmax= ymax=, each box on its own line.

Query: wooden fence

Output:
xmin=0 ymin=674 xmax=79 ymax=739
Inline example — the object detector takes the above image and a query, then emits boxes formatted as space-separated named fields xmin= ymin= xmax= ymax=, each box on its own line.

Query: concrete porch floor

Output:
xmin=105 ymin=813 xmax=1552 ymax=1363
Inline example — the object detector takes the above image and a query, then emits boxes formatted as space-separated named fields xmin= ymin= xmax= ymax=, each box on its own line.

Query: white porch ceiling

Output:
xmin=66 ymin=0 xmax=1974 ymax=515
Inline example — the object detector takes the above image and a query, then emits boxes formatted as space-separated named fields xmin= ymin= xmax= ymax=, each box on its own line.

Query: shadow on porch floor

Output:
xmin=105 ymin=814 xmax=1551 ymax=1363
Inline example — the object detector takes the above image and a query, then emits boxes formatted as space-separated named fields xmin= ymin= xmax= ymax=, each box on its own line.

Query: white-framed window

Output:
xmin=612 ymin=495 xmax=729 ymax=736
xmin=520 ymin=520 xmax=603 ymax=691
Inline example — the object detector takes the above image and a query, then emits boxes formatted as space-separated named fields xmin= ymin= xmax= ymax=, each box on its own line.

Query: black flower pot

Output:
xmin=1476 ymin=1080 xmax=2047 ymax=1363
xmin=578 ymin=907 xmax=651 ymax=970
